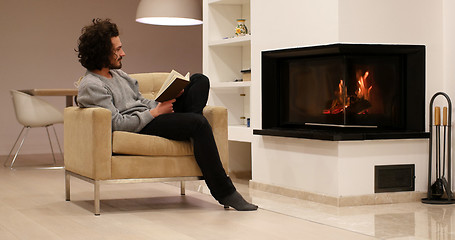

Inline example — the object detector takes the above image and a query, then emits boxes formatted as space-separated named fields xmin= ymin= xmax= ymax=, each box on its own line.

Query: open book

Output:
xmin=154 ymin=70 xmax=190 ymax=102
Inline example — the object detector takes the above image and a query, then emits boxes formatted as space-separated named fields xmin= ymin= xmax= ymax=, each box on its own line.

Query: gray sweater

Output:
xmin=77 ymin=69 xmax=158 ymax=132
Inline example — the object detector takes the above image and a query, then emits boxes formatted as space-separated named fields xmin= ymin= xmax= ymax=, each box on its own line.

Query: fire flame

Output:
xmin=356 ymin=71 xmax=372 ymax=101
xmin=324 ymin=70 xmax=373 ymax=115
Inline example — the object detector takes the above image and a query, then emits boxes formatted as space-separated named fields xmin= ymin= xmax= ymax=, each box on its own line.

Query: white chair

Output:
xmin=4 ymin=90 xmax=64 ymax=168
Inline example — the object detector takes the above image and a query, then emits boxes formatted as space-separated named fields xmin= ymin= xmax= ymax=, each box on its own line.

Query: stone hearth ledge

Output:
xmin=249 ymin=181 xmax=427 ymax=207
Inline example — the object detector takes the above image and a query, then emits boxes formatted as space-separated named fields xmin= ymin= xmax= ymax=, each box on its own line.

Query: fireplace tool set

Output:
xmin=422 ymin=92 xmax=455 ymax=204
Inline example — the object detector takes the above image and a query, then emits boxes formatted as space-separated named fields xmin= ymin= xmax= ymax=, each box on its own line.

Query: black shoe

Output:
xmin=219 ymin=191 xmax=258 ymax=211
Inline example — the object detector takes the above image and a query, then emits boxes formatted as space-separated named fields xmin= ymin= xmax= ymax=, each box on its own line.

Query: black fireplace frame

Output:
xmin=254 ymin=43 xmax=429 ymax=141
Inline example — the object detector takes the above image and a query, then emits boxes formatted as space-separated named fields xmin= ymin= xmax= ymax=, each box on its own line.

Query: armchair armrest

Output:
xmin=64 ymin=107 xmax=112 ymax=180
xmin=203 ymin=105 xmax=229 ymax=172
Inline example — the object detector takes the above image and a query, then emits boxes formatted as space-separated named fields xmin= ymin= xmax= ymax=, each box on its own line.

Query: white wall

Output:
xmin=443 ymin=0 xmax=455 ymax=98
xmin=338 ymin=0 xmax=444 ymax=104
xmin=0 ymin=0 xmax=202 ymax=155
xmin=251 ymin=0 xmax=449 ymax=196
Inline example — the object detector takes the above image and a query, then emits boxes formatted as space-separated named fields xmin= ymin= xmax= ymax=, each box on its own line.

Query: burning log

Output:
xmin=323 ymin=71 xmax=373 ymax=115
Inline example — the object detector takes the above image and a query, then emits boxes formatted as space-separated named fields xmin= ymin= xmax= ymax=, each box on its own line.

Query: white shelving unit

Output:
xmin=203 ymin=0 xmax=251 ymax=143
xmin=209 ymin=35 xmax=251 ymax=47
xmin=211 ymin=81 xmax=251 ymax=88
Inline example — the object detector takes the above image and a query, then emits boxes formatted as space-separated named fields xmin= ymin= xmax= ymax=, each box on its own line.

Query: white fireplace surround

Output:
xmin=250 ymin=137 xmax=427 ymax=206
xmin=249 ymin=0 xmax=454 ymax=205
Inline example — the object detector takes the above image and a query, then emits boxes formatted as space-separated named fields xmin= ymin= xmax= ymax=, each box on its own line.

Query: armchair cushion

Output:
xmin=113 ymin=131 xmax=193 ymax=156
xmin=111 ymin=155 xmax=202 ymax=179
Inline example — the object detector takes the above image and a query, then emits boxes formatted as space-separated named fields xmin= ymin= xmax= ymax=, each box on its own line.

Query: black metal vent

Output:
xmin=375 ymin=164 xmax=415 ymax=193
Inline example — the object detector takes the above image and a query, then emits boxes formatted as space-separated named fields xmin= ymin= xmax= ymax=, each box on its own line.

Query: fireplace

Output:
xmin=254 ymin=44 xmax=429 ymax=140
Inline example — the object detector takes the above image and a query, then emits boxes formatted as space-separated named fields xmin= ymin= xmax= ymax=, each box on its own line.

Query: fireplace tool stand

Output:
xmin=422 ymin=92 xmax=455 ymax=204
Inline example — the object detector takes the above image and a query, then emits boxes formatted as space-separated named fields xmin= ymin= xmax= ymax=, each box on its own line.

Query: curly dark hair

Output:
xmin=77 ymin=18 xmax=119 ymax=70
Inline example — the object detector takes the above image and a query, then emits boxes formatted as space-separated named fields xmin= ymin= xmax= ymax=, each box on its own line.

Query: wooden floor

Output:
xmin=0 ymin=154 xmax=377 ymax=240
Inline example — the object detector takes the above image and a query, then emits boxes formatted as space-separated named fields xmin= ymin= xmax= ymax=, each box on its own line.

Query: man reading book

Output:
xmin=75 ymin=18 xmax=257 ymax=211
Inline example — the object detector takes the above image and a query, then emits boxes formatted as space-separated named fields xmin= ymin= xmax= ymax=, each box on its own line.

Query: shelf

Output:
xmin=205 ymin=0 xmax=252 ymax=142
xmin=209 ymin=35 xmax=251 ymax=47
xmin=211 ymin=81 xmax=251 ymax=88
xmin=229 ymin=125 xmax=253 ymax=142
xmin=209 ymin=0 xmax=249 ymax=5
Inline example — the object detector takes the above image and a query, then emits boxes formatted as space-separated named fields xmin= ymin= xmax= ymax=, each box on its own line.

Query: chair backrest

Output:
xmin=10 ymin=90 xmax=64 ymax=127
xmin=130 ymin=73 xmax=169 ymax=100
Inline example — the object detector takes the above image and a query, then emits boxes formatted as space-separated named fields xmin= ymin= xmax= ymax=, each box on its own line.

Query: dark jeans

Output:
xmin=139 ymin=73 xmax=236 ymax=200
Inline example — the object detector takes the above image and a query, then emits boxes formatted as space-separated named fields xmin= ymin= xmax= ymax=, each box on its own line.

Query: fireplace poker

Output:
xmin=435 ymin=107 xmax=440 ymax=179
xmin=441 ymin=107 xmax=454 ymax=199
xmin=443 ymin=107 xmax=447 ymax=178
xmin=431 ymin=106 xmax=444 ymax=198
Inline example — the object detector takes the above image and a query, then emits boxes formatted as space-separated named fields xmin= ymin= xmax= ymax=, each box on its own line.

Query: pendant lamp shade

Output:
xmin=136 ymin=0 xmax=203 ymax=26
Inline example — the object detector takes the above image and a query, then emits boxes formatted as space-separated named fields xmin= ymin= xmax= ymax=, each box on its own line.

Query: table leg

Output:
xmin=66 ymin=96 xmax=74 ymax=107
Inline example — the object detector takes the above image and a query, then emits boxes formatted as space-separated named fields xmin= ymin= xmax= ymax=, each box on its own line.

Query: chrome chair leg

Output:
xmin=4 ymin=125 xmax=62 ymax=169
xmin=51 ymin=125 xmax=63 ymax=163
xmin=180 ymin=181 xmax=186 ymax=195
xmin=45 ymin=125 xmax=57 ymax=166
xmin=94 ymin=181 xmax=101 ymax=216
xmin=4 ymin=126 xmax=26 ymax=167
xmin=8 ymin=127 xmax=30 ymax=169
xmin=65 ymin=171 xmax=71 ymax=201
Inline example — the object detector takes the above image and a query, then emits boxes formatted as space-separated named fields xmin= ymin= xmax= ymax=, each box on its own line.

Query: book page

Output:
xmin=154 ymin=70 xmax=190 ymax=102
xmin=156 ymin=70 xmax=181 ymax=98
xmin=164 ymin=70 xmax=184 ymax=89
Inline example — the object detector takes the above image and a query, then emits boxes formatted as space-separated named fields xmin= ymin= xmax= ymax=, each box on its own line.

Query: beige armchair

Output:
xmin=64 ymin=73 xmax=229 ymax=215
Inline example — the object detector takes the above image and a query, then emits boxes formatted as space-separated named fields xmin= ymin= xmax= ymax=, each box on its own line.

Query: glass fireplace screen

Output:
xmin=281 ymin=55 xmax=404 ymax=129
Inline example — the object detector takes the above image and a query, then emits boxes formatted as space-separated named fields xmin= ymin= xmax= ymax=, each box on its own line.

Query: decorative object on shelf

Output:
xmin=422 ymin=92 xmax=455 ymax=204
xmin=241 ymin=69 xmax=251 ymax=81
xmin=136 ymin=0 xmax=202 ymax=26
xmin=235 ymin=19 xmax=248 ymax=36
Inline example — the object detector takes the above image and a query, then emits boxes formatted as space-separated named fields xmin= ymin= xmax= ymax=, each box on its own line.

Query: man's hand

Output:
xmin=150 ymin=99 xmax=176 ymax=117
